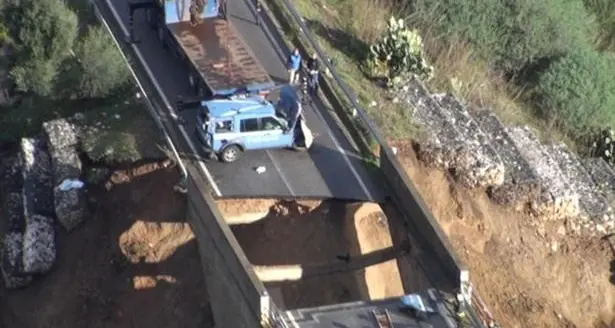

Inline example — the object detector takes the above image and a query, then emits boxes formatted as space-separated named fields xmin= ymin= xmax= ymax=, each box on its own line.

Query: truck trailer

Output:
xmin=131 ymin=0 xmax=275 ymax=98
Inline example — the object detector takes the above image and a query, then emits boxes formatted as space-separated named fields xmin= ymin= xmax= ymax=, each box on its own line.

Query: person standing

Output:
xmin=306 ymin=52 xmax=320 ymax=95
xmin=287 ymin=48 xmax=302 ymax=84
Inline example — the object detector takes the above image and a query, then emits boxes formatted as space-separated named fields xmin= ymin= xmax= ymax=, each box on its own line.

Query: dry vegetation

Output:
xmin=273 ymin=0 xmax=615 ymax=326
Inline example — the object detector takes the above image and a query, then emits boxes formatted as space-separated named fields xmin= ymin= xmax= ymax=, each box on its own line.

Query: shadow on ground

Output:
xmin=229 ymin=199 xmax=431 ymax=309
xmin=0 ymin=165 xmax=212 ymax=328
xmin=303 ymin=19 xmax=369 ymax=65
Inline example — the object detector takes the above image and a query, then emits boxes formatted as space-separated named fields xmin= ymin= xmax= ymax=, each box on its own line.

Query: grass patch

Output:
xmin=276 ymin=0 xmax=419 ymax=142
xmin=78 ymin=95 xmax=164 ymax=165
xmin=278 ymin=0 xmax=578 ymax=149
xmin=0 ymin=93 xmax=164 ymax=166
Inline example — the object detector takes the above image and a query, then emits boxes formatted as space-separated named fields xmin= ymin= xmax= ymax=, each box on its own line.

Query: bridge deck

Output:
xmin=106 ymin=0 xmax=384 ymax=202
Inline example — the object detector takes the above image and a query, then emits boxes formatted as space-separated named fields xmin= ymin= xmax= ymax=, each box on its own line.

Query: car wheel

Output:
xmin=220 ymin=145 xmax=241 ymax=163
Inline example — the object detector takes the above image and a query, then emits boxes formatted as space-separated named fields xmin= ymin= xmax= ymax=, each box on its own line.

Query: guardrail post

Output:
xmin=127 ymin=3 xmax=137 ymax=43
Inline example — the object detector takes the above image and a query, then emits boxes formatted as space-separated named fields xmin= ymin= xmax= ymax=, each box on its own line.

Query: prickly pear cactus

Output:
xmin=367 ymin=16 xmax=433 ymax=88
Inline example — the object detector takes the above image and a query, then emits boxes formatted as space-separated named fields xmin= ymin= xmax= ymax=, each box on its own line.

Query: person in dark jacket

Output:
xmin=306 ymin=52 xmax=320 ymax=95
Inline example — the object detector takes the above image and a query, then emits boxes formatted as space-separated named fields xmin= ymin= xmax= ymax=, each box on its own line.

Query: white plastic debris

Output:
xmin=255 ymin=166 xmax=266 ymax=174
xmin=58 ymin=179 xmax=84 ymax=191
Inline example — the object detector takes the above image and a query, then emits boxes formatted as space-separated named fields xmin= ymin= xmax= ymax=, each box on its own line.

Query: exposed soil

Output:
xmin=218 ymin=198 xmax=428 ymax=310
xmin=0 ymin=164 xmax=211 ymax=328
xmin=392 ymin=141 xmax=615 ymax=328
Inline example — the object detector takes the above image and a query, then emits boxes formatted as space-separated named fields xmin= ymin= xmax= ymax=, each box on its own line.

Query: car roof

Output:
xmin=202 ymin=96 xmax=274 ymax=119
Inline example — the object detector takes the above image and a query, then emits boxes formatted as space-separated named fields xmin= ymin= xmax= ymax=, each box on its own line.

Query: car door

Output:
xmin=239 ymin=117 xmax=263 ymax=150
xmin=259 ymin=116 xmax=293 ymax=148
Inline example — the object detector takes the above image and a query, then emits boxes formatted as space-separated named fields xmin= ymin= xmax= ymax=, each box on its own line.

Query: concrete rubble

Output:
xmin=403 ymin=76 xmax=464 ymax=168
xmin=44 ymin=118 xmax=88 ymax=231
xmin=546 ymin=144 xmax=615 ymax=234
xmin=506 ymin=127 xmax=579 ymax=220
xmin=432 ymin=94 xmax=505 ymax=188
xmin=472 ymin=111 xmax=539 ymax=206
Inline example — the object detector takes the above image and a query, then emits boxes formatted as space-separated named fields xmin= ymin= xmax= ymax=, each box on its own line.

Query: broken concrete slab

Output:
xmin=432 ymin=95 xmax=505 ymax=188
xmin=20 ymin=138 xmax=54 ymax=218
xmin=506 ymin=127 xmax=579 ymax=220
xmin=403 ymin=76 xmax=465 ymax=168
xmin=472 ymin=111 xmax=539 ymax=206
xmin=546 ymin=144 xmax=614 ymax=234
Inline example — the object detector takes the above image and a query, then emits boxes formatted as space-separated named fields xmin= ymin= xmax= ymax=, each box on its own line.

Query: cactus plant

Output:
xmin=367 ymin=17 xmax=433 ymax=88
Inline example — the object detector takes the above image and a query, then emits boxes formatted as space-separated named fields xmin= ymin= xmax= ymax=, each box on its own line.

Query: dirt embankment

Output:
xmin=1 ymin=164 xmax=211 ymax=328
xmin=395 ymin=144 xmax=615 ymax=328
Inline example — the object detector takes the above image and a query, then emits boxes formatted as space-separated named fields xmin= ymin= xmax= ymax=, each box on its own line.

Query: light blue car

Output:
xmin=195 ymin=86 xmax=313 ymax=163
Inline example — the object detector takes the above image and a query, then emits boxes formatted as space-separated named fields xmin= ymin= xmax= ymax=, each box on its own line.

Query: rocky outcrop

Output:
xmin=473 ymin=111 xmax=540 ymax=206
xmin=584 ymin=157 xmax=615 ymax=211
xmin=432 ymin=94 xmax=505 ymax=188
xmin=546 ymin=144 xmax=614 ymax=234
xmin=404 ymin=77 xmax=464 ymax=168
xmin=506 ymin=127 xmax=579 ymax=220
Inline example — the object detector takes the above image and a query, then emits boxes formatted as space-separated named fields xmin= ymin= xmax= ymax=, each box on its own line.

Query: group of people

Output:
xmin=286 ymin=48 xmax=320 ymax=95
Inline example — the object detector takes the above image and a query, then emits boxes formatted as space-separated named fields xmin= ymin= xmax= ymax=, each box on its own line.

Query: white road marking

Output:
xmin=104 ymin=0 xmax=222 ymax=196
xmin=265 ymin=150 xmax=296 ymax=196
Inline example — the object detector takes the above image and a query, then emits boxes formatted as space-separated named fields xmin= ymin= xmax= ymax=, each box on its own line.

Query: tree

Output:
xmin=5 ymin=0 xmax=78 ymax=96
xmin=535 ymin=47 xmax=615 ymax=135
xmin=71 ymin=26 xmax=130 ymax=98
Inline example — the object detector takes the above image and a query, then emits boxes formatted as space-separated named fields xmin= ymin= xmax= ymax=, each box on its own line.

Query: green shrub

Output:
xmin=4 ymin=0 xmax=78 ymax=96
xmin=413 ymin=0 xmax=596 ymax=73
xmin=534 ymin=48 xmax=615 ymax=135
xmin=71 ymin=26 xmax=130 ymax=98
xmin=583 ymin=0 xmax=615 ymax=51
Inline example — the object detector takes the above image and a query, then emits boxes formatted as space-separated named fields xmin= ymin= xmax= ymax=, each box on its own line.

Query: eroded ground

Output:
xmin=394 ymin=143 xmax=615 ymax=328
xmin=217 ymin=198 xmax=433 ymax=310
xmin=0 ymin=165 xmax=211 ymax=328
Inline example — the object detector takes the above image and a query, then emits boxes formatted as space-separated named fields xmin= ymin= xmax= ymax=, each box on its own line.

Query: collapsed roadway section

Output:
xmin=102 ymin=0 xmax=384 ymax=202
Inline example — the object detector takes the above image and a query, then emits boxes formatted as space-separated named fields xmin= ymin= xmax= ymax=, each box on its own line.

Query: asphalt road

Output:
xmin=101 ymin=0 xmax=384 ymax=202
